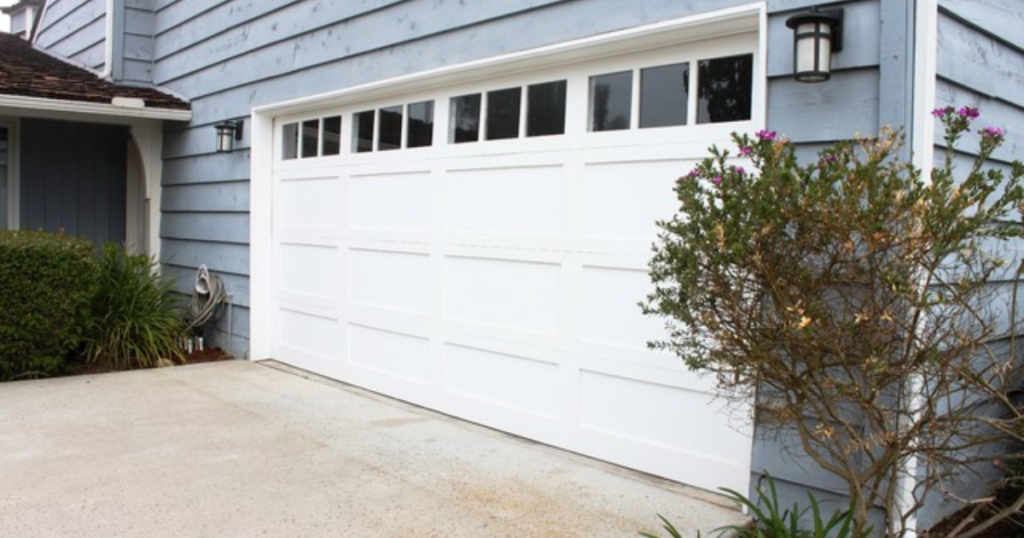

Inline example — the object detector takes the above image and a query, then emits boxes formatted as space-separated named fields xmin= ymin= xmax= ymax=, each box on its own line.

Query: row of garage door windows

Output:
xmin=281 ymin=53 xmax=753 ymax=160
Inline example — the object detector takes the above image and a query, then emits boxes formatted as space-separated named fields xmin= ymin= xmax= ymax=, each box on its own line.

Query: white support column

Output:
xmin=128 ymin=120 xmax=164 ymax=262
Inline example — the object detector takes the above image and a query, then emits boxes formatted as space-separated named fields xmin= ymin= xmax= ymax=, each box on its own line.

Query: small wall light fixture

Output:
xmin=785 ymin=7 xmax=844 ymax=83
xmin=215 ymin=119 xmax=244 ymax=153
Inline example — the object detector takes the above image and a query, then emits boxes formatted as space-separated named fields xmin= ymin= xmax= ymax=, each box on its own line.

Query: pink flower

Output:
xmin=739 ymin=146 xmax=752 ymax=156
xmin=932 ymin=106 xmax=954 ymax=118
xmin=730 ymin=165 xmax=745 ymax=175
xmin=712 ymin=176 xmax=723 ymax=184
xmin=958 ymin=106 xmax=980 ymax=119
xmin=982 ymin=126 xmax=1005 ymax=138
xmin=756 ymin=129 xmax=777 ymax=141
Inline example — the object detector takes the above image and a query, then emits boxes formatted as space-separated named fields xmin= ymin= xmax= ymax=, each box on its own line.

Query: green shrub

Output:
xmin=0 ymin=230 xmax=99 ymax=380
xmin=84 ymin=243 xmax=186 ymax=369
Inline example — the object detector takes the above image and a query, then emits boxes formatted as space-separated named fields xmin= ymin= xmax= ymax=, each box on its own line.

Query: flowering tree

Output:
xmin=644 ymin=109 xmax=1024 ymax=537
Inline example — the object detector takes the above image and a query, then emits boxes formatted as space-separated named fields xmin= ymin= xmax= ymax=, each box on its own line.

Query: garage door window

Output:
xmin=526 ymin=80 xmax=567 ymax=137
xmin=640 ymin=63 xmax=689 ymax=128
xmin=486 ymin=87 xmax=522 ymax=140
xmin=282 ymin=115 xmax=342 ymax=159
xmin=697 ymin=54 xmax=754 ymax=124
xmin=379 ymin=106 xmax=403 ymax=151
xmin=451 ymin=93 xmax=482 ymax=143
xmin=589 ymin=71 xmax=632 ymax=131
xmin=407 ymin=101 xmax=434 ymax=148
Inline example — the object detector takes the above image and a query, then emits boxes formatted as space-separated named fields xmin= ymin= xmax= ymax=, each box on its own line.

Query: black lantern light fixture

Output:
xmin=215 ymin=120 xmax=244 ymax=153
xmin=785 ymin=7 xmax=844 ymax=83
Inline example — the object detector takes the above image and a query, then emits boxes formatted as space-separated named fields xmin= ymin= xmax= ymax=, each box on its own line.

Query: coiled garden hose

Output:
xmin=187 ymin=264 xmax=227 ymax=331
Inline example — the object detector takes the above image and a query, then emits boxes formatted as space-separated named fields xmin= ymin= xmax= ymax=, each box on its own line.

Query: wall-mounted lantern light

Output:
xmin=785 ymin=7 xmax=844 ymax=83
xmin=215 ymin=120 xmax=244 ymax=153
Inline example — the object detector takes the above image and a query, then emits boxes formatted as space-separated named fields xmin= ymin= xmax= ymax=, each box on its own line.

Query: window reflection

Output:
xmin=486 ymin=88 xmax=522 ymax=140
xmin=407 ymin=101 xmax=434 ymax=148
xmin=589 ymin=71 xmax=632 ymax=131
xmin=697 ymin=54 xmax=753 ymax=124
xmin=527 ymin=80 xmax=567 ymax=137
xmin=301 ymin=119 xmax=319 ymax=158
xmin=640 ymin=63 xmax=689 ymax=128
xmin=451 ymin=94 xmax=482 ymax=143
xmin=378 ymin=106 xmax=403 ymax=151
xmin=353 ymin=110 xmax=375 ymax=153
xmin=322 ymin=116 xmax=341 ymax=156
xmin=282 ymin=122 xmax=298 ymax=160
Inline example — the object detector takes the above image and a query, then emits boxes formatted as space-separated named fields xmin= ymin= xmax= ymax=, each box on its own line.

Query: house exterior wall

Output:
xmin=34 ymin=0 xmax=108 ymax=72
xmin=31 ymin=0 xmax=927 ymax=518
xmin=19 ymin=118 xmax=128 ymax=247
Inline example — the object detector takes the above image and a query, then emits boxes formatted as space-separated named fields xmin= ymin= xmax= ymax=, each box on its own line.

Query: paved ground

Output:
xmin=0 ymin=360 xmax=746 ymax=537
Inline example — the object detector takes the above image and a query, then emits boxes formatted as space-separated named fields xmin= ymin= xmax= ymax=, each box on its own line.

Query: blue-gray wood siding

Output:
xmin=34 ymin=0 xmax=107 ymax=72
xmin=917 ymin=0 xmax=1024 ymax=528
xmin=19 ymin=119 xmax=128 ymax=247
xmin=117 ymin=0 xmax=156 ymax=85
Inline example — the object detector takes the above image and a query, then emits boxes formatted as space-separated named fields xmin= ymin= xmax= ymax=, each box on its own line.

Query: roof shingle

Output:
xmin=0 ymin=33 xmax=189 ymax=111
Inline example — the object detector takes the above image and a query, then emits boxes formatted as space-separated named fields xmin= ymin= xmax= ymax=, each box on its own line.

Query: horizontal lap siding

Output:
xmin=922 ymin=1 xmax=1024 ymax=528
xmin=35 ymin=0 xmax=107 ymax=72
xmin=120 ymin=0 xmax=156 ymax=84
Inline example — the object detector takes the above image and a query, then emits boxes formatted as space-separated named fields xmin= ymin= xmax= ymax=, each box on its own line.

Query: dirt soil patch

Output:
xmin=64 ymin=347 xmax=232 ymax=377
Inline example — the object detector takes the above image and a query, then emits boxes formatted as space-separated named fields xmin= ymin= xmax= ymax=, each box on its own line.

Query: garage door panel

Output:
xmin=350 ymin=171 xmax=433 ymax=232
xmin=349 ymin=248 xmax=432 ymax=314
xmin=583 ymin=160 xmax=685 ymax=242
xmin=277 ymin=308 xmax=345 ymax=362
xmin=443 ymin=255 xmax=561 ymax=336
xmin=277 ymin=175 xmax=342 ymax=231
xmin=578 ymin=264 xmax=665 ymax=351
xmin=349 ymin=323 xmax=432 ymax=384
xmin=444 ymin=165 xmax=564 ymax=236
xmin=277 ymin=243 xmax=344 ymax=301
xmin=443 ymin=343 xmax=561 ymax=420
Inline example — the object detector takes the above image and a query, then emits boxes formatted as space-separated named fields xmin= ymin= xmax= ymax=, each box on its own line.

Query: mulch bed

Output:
xmin=63 ymin=347 xmax=232 ymax=377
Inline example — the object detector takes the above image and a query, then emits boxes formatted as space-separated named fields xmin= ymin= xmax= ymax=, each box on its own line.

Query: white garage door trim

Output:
xmin=251 ymin=3 xmax=766 ymax=494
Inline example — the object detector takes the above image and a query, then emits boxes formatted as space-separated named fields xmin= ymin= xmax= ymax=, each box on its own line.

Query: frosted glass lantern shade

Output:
xmin=786 ymin=8 xmax=843 ymax=83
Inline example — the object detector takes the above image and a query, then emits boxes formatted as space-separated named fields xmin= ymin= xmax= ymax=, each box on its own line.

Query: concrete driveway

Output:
xmin=0 ymin=360 xmax=746 ymax=537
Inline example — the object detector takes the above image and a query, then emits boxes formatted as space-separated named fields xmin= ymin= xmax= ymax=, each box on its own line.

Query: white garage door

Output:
xmin=258 ymin=15 xmax=761 ymax=494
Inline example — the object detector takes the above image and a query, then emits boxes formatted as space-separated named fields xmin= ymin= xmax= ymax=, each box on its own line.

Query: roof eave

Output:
xmin=0 ymin=93 xmax=192 ymax=121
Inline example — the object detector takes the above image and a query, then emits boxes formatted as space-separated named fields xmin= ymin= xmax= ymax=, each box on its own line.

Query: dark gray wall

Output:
xmin=20 ymin=119 xmax=128 ymax=247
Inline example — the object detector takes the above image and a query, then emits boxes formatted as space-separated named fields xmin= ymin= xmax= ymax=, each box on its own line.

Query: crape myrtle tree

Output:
xmin=643 ymin=108 xmax=1024 ymax=538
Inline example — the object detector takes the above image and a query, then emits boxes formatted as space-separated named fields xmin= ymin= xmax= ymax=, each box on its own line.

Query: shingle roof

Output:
xmin=0 ymin=33 xmax=189 ymax=111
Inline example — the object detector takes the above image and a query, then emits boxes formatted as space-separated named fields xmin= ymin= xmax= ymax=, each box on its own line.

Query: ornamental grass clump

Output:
xmin=85 ymin=243 xmax=186 ymax=369
xmin=644 ymin=109 xmax=1024 ymax=538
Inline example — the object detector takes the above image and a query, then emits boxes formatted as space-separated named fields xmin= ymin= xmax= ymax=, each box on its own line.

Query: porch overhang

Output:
xmin=0 ymin=94 xmax=192 ymax=122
